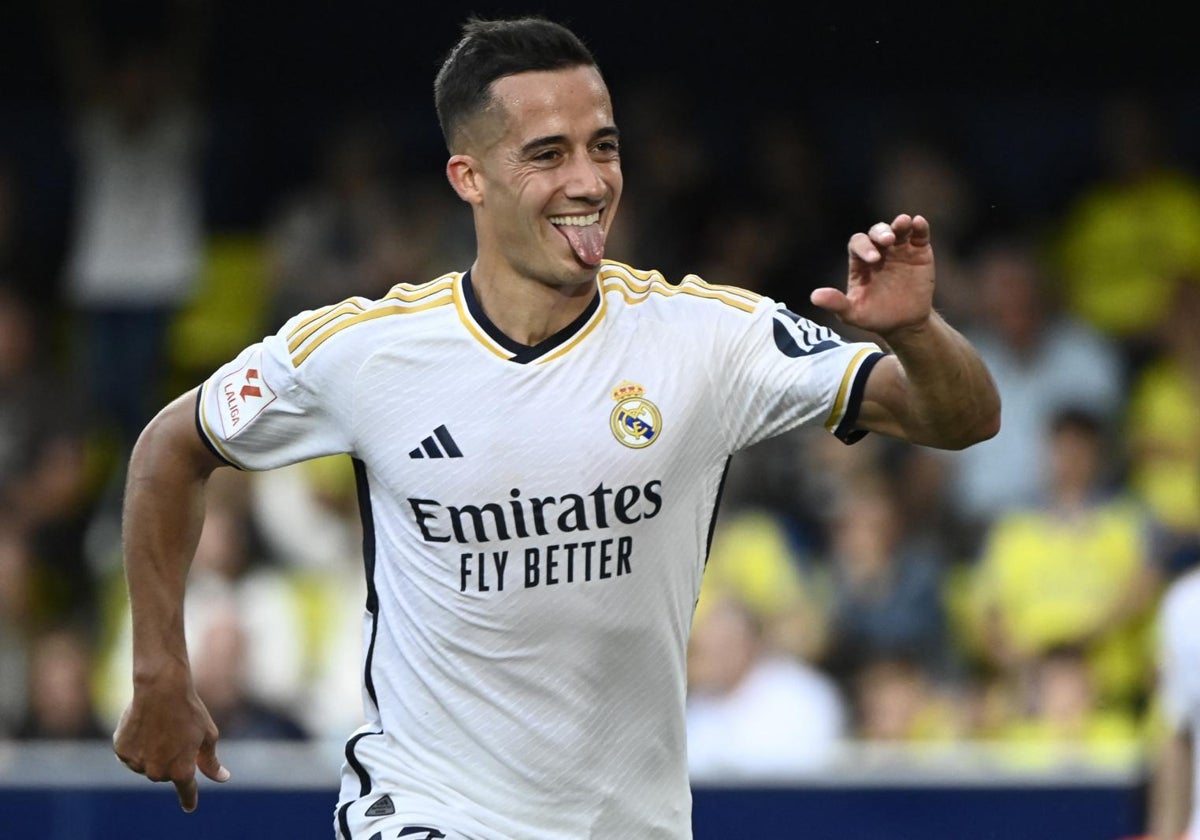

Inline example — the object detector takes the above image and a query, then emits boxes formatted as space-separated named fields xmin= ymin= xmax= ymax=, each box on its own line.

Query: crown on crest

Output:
xmin=611 ymin=381 xmax=646 ymax=402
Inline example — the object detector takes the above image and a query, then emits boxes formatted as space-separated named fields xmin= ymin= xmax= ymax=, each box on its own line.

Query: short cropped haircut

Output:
xmin=433 ymin=16 xmax=598 ymax=152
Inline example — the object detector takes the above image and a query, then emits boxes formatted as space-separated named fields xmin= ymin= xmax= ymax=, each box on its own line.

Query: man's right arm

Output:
xmin=1148 ymin=727 xmax=1194 ymax=840
xmin=112 ymin=387 xmax=231 ymax=812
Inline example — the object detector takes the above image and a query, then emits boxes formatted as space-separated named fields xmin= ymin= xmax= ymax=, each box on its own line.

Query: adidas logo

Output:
xmin=408 ymin=425 xmax=463 ymax=459
xmin=364 ymin=794 xmax=395 ymax=817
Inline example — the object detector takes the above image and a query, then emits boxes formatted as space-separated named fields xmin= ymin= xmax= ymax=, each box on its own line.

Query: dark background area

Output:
xmin=0 ymin=1 xmax=1195 ymax=269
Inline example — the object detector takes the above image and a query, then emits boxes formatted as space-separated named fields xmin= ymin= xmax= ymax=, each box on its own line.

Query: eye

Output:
xmin=593 ymin=139 xmax=620 ymax=157
xmin=531 ymin=148 xmax=562 ymax=163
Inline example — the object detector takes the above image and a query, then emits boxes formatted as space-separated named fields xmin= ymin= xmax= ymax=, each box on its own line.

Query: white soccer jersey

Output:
xmin=1158 ymin=567 xmax=1200 ymax=839
xmin=196 ymin=262 xmax=884 ymax=839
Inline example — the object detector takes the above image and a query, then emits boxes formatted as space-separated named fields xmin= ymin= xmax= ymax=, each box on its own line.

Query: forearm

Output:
xmin=1149 ymin=729 xmax=1193 ymax=839
xmin=871 ymin=312 xmax=1001 ymax=450
xmin=122 ymin=391 xmax=222 ymax=683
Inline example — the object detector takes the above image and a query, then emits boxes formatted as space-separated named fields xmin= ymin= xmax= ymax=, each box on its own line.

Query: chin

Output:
xmin=543 ymin=262 xmax=600 ymax=289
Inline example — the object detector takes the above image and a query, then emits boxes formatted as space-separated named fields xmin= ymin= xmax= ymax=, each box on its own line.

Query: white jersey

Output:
xmin=1158 ymin=567 xmax=1200 ymax=839
xmin=196 ymin=262 xmax=884 ymax=839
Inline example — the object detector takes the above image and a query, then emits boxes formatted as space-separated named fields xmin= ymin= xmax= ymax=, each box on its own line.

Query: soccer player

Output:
xmin=111 ymin=16 xmax=1001 ymax=839
xmin=1147 ymin=565 xmax=1200 ymax=840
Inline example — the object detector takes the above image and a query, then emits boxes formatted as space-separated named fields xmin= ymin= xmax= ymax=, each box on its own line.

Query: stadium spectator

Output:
xmin=818 ymin=468 xmax=960 ymax=691
xmin=686 ymin=593 xmax=846 ymax=780
xmin=995 ymin=644 xmax=1141 ymax=770
xmin=0 ymin=530 xmax=34 ymax=736
xmin=1051 ymin=91 xmax=1200 ymax=353
xmin=263 ymin=119 xmax=442 ymax=332
xmin=0 ymin=285 xmax=92 ymax=624
xmin=697 ymin=505 xmax=830 ymax=664
xmin=968 ymin=407 xmax=1163 ymax=715
xmin=940 ymin=235 xmax=1126 ymax=554
xmin=1124 ymin=277 xmax=1200 ymax=577
xmin=866 ymin=130 xmax=984 ymax=331
xmin=0 ymin=157 xmax=55 ymax=317
xmin=191 ymin=598 xmax=308 ymax=741
xmin=15 ymin=624 xmax=106 ymax=740
xmin=98 ymin=469 xmax=312 ymax=732
xmin=47 ymin=0 xmax=210 ymax=458
xmin=850 ymin=653 xmax=964 ymax=745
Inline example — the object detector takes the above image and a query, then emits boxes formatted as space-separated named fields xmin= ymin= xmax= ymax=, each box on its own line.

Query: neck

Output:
xmin=469 ymin=263 xmax=598 ymax=346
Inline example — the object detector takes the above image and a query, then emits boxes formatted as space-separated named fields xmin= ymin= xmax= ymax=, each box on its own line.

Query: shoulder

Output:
xmin=597 ymin=261 xmax=767 ymax=317
xmin=1163 ymin=568 xmax=1200 ymax=622
xmin=282 ymin=272 xmax=460 ymax=369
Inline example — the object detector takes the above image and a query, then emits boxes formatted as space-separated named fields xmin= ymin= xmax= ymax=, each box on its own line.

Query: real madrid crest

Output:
xmin=610 ymin=381 xmax=662 ymax=449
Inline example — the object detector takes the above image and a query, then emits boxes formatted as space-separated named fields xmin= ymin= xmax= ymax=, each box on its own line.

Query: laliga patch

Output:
xmin=216 ymin=350 xmax=276 ymax=439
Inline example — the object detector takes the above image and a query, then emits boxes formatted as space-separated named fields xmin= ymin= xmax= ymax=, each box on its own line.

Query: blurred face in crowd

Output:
xmin=976 ymin=247 xmax=1044 ymax=354
xmin=448 ymin=65 xmax=623 ymax=290
xmin=28 ymin=629 xmax=96 ymax=737
xmin=687 ymin=597 xmax=760 ymax=695
xmin=1047 ymin=420 xmax=1102 ymax=499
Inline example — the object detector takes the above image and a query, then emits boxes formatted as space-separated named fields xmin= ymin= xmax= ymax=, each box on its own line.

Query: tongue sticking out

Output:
xmin=559 ymin=222 xmax=606 ymax=267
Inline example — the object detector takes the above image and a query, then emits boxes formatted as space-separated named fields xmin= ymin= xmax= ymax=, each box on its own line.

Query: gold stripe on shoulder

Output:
xmin=599 ymin=260 xmax=665 ymax=284
xmin=383 ymin=274 xmax=457 ymax=302
xmin=601 ymin=264 xmax=757 ymax=312
xmin=292 ymin=297 xmax=453 ymax=367
xmin=286 ymin=275 xmax=457 ymax=346
xmin=679 ymin=274 xmax=762 ymax=304
xmin=286 ymin=298 xmax=366 ymax=345
xmin=287 ymin=299 xmax=369 ymax=353
xmin=672 ymin=282 xmax=757 ymax=312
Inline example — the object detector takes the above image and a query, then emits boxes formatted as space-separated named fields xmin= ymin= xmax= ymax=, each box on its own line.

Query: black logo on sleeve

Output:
xmin=408 ymin=425 xmax=463 ymax=459
xmin=772 ymin=307 xmax=842 ymax=357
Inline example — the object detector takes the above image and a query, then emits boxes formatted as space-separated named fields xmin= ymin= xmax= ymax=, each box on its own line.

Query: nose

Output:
xmin=564 ymin=152 xmax=607 ymax=202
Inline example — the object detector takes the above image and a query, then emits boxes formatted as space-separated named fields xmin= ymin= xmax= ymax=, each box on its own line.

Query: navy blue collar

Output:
xmin=461 ymin=270 xmax=601 ymax=364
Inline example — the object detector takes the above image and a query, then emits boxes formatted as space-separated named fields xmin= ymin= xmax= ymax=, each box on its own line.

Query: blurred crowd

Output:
xmin=3 ymin=1 xmax=1200 ymax=787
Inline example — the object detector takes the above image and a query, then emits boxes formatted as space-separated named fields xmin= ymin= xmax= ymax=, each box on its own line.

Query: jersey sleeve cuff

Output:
xmin=194 ymin=386 xmax=246 ymax=470
xmin=827 ymin=349 xmax=886 ymax=445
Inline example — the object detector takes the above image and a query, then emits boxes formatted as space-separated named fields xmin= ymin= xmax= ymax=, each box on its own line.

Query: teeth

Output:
xmin=548 ymin=212 xmax=600 ymax=226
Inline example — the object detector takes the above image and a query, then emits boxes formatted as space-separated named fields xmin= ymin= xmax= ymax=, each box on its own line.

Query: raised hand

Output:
xmin=809 ymin=213 xmax=936 ymax=339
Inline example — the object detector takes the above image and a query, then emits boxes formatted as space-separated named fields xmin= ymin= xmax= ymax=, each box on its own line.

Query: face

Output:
xmin=448 ymin=65 xmax=623 ymax=289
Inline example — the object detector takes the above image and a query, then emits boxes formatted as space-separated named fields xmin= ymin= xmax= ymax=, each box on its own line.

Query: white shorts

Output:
xmin=334 ymin=792 xmax=463 ymax=840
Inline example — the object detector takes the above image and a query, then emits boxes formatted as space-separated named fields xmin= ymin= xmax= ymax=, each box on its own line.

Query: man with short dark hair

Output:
xmin=113 ymin=16 xmax=999 ymax=839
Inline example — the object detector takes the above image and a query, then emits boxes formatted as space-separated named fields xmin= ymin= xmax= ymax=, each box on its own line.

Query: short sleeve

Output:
xmin=718 ymin=299 xmax=885 ymax=452
xmin=195 ymin=309 xmax=362 ymax=471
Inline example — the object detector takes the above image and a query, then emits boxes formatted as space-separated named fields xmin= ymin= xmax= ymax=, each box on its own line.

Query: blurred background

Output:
xmin=1 ymin=0 xmax=1198 ymax=837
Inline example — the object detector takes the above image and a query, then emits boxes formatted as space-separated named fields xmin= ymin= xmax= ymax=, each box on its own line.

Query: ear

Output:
xmin=446 ymin=154 xmax=484 ymax=206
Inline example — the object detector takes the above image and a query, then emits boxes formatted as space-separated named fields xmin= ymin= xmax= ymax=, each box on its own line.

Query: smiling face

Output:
xmin=447 ymin=65 xmax=623 ymax=290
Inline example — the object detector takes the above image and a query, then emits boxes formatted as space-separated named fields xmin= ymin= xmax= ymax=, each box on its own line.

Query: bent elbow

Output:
xmin=947 ymin=405 xmax=1001 ymax=450
xmin=972 ymin=407 xmax=1002 ymax=445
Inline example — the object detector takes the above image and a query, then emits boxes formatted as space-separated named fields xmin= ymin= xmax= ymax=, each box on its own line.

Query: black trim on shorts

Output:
xmin=833 ymin=350 xmax=886 ymax=444
xmin=352 ymin=458 xmax=380 ymax=713
xmin=337 ymin=729 xmax=383 ymax=839
xmin=193 ymin=388 xmax=242 ymax=469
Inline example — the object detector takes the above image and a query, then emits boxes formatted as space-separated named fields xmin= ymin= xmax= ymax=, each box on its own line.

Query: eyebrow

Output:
xmin=518 ymin=126 xmax=620 ymax=157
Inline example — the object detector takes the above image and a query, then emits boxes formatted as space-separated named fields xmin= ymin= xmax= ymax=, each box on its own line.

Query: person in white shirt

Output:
xmin=111 ymin=15 xmax=1000 ymax=839
xmin=1148 ymin=566 xmax=1200 ymax=840
xmin=687 ymin=594 xmax=845 ymax=781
